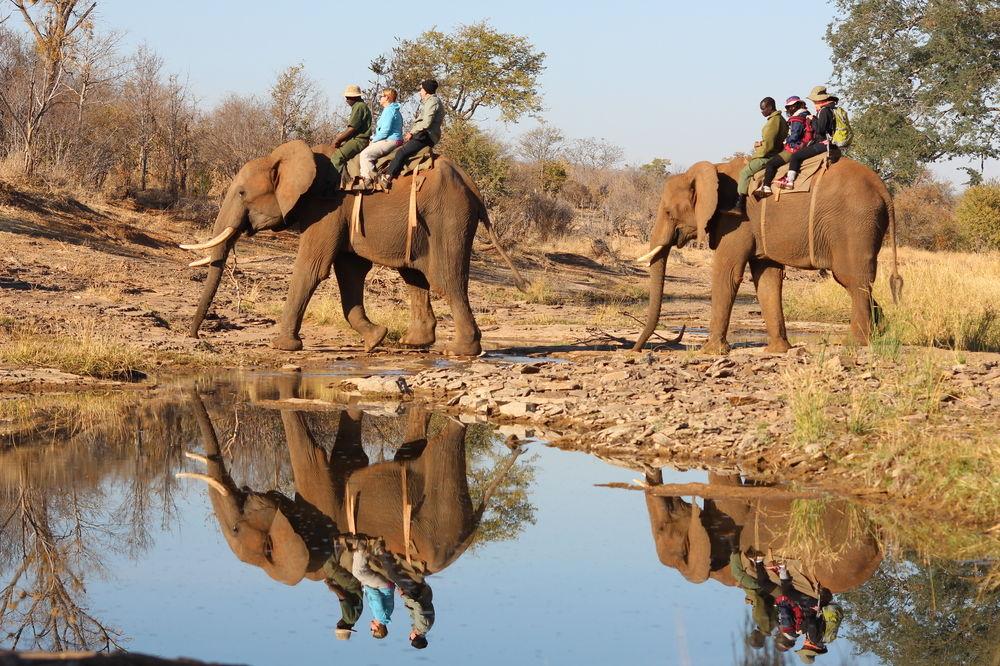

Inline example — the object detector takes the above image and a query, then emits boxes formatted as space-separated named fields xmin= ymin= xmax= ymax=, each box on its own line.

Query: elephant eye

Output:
xmin=237 ymin=188 xmax=246 ymax=198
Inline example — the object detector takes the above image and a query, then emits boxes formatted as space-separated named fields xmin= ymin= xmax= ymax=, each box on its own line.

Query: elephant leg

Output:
xmin=749 ymin=258 xmax=791 ymax=353
xmin=397 ymin=268 xmax=436 ymax=348
xmin=274 ymin=227 xmax=338 ymax=352
xmin=703 ymin=249 xmax=750 ymax=354
xmin=832 ymin=257 xmax=878 ymax=345
xmin=333 ymin=253 xmax=388 ymax=352
xmin=442 ymin=281 xmax=482 ymax=356
xmin=394 ymin=406 xmax=429 ymax=462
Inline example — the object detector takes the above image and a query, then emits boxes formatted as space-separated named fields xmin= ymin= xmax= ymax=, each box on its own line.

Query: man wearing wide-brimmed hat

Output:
xmin=331 ymin=84 xmax=373 ymax=172
xmin=778 ymin=85 xmax=840 ymax=190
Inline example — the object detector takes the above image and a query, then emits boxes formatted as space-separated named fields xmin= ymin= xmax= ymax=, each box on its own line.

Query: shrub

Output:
xmin=492 ymin=190 xmax=574 ymax=241
xmin=893 ymin=176 xmax=958 ymax=250
xmin=437 ymin=117 xmax=512 ymax=209
xmin=954 ymin=181 xmax=1000 ymax=251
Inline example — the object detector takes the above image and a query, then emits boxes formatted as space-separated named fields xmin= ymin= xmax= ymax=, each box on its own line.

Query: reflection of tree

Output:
xmin=0 ymin=485 xmax=123 ymax=651
xmin=463 ymin=422 xmax=536 ymax=548
xmin=841 ymin=556 xmax=1000 ymax=665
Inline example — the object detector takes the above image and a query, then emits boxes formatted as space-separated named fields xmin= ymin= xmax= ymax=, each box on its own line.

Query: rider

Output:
xmin=779 ymin=86 xmax=839 ymax=190
xmin=330 ymin=84 xmax=373 ymax=174
xmin=359 ymin=88 xmax=403 ymax=189
xmin=731 ymin=97 xmax=788 ymax=214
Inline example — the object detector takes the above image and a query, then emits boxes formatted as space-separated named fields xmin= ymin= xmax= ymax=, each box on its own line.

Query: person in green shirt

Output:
xmin=330 ymin=84 xmax=372 ymax=173
xmin=729 ymin=549 xmax=779 ymax=647
xmin=730 ymin=97 xmax=788 ymax=215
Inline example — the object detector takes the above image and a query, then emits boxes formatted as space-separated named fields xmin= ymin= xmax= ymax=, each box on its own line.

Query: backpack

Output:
xmin=821 ymin=604 xmax=844 ymax=644
xmin=832 ymin=107 xmax=853 ymax=148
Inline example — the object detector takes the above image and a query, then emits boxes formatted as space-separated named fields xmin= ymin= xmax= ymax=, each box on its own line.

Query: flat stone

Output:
xmin=499 ymin=401 xmax=537 ymax=417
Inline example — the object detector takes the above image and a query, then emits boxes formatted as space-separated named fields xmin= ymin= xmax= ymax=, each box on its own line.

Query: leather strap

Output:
xmin=807 ymin=161 xmax=827 ymax=268
xmin=351 ymin=192 xmax=363 ymax=244
xmin=405 ymin=160 xmax=422 ymax=261
xmin=760 ymin=196 xmax=768 ymax=257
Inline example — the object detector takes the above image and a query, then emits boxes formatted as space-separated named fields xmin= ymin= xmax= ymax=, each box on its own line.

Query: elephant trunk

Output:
xmin=632 ymin=248 xmax=669 ymax=351
xmin=187 ymin=188 xmax=246 ymax=338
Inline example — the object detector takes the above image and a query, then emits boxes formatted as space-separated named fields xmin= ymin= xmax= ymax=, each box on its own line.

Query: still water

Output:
xmin=0 ymin=372 xmax=995 ymax=665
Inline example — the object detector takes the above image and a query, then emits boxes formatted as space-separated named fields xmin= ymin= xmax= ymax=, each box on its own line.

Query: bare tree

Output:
xmin=1 ymin=0 xmax=96 ymax=174
xmin=569 ymin=137 xmax=624 ymax=170
xmin=517 ymin=122 xmax=564 ymax=163
xmin=199 ymin=93 xmax=273 ymax=177
xmin=269 ymin=63 xmax=322 ymax=144
xmin=161 ymin=73 xmax=196 ymax=196
xmin=124 ymin=44 xmax=163 ymax=191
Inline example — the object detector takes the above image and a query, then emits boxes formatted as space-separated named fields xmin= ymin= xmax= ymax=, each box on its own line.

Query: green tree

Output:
xmin=376 ymin=21 xmax=545 ymax=122
xmin=954 ymin=180 xmax=1000 ymax=250
xmin=827 ymin=0 xmax=1000 ymax=183
xmin=436 ymin=116 xmax=512 ymax=207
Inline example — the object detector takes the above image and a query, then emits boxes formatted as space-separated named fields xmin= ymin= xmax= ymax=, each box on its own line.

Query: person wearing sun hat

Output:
xmin=778 ymin=85 xmax=840 ymax=190
xmin=330 ymin=83 xmax=372 ymax=172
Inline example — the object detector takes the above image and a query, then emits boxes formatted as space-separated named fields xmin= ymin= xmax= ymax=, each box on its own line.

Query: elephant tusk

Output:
xmin=635 ymin=245 xmax=665 ymax=265
xmin=175 ymin=472 xmax=230 ymax=496
xmin=179 ymin=226 xmax=236 ymax=251
xmin=183 ymin=451 xmax=210 ymax=465
xmin=188 ymin=256 xmax=213 ymax=268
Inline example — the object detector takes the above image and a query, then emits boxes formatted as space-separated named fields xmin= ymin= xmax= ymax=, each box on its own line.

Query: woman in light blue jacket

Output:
xmin=360 ymin=88 xmax=403 ymax=187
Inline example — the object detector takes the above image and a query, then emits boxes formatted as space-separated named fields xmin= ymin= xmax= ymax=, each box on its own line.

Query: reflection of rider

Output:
xmin=321 ymin=547 xmax=364 ymax=641
xmin=727 ymin=548 xmax=777 ymax=648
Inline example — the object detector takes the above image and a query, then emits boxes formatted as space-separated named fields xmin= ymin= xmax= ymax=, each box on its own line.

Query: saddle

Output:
xmin=339 ymin=146 xmax=437 ymax=192
xmin=749 ymin=152 xmax=828 ymax=198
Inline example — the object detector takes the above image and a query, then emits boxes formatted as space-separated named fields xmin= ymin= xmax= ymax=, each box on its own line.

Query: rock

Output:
xmin=342 ymin=376 xmax=403 ymax=395
xmin=280 ymin=364 xmax=302 ymax=372
xmin=499 ymin=401 xmax=537 ymax=417
xmin=498 ymin=424 xmax=533 ymax=440
xmin=822 ymin=355 xmax=844 ymax=373
xmin=787 ymin=346 xmax=810 ymax=357
xmin=602 ymin=370 xmax=630 ymax=383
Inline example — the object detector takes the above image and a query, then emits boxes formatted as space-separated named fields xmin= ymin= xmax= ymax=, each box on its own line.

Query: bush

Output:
xmin=954 ymin=181 xmax=1000 ymax=251
xmin=437 ymin=117 xmax=512 ymax=208
xmin=894 ymin=175 xmax=958 ymax=250
xmin=492 ymin=190 xmax=574 ymax=241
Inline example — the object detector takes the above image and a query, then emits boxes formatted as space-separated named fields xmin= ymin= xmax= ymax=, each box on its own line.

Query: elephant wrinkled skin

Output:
xmin=182 ymin=140 xmax=526 ymax=357
xmin=633 ymin=157 xmax=902 ymax=354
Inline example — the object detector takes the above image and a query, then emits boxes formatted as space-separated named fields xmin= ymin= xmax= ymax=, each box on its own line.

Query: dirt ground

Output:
xmin=2 ymin=191 xmax=998 ymax=533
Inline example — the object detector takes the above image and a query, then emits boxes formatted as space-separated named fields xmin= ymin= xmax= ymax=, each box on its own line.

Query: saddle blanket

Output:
xmin=749 ymin=152 xmax=828 ymax=195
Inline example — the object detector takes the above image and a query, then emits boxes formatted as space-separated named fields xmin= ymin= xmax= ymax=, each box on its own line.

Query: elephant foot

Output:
xmin=362 ymin=325 xmax=389 ymax=353
xmin=445 ymin=339 xmax=482 ymax=357
xmin=700 ymin=339 xmax=731 ymax=355
xmin=273 ymin=334 xmax=304 ymax=352
xmin=766 ymin=339 xmax=792 ymax=353
xmin=399 ymin=329 xmax=436 ymax=348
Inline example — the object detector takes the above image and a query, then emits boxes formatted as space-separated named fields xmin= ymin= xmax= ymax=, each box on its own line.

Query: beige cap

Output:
xmin=335 ymin=628 xmax=354 ymax=640
xmin=343 ymin=84 xmax=362 ymax=98
xmin=807 ymin=85 xmax=836 ymax=103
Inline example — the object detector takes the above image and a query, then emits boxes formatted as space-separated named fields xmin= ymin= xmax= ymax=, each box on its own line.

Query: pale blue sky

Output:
xmin=76 ymin=1 xmax=997 ymax=182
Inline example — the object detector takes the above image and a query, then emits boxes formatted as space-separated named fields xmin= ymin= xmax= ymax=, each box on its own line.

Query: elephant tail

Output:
xmin=884 ymin=189 xmax=903 ymax=304
xmin=480 ymin=209 xmax=530 ymax=293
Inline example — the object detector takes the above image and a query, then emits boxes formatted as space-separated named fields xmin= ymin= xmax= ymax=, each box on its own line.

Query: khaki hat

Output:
xmin=807 ymin=85 xmax=836 ymax=103
xmin=335 ymin=627 xmax=355 ymax=640
xmin=343 ymin=84 xmax=362 ymax=98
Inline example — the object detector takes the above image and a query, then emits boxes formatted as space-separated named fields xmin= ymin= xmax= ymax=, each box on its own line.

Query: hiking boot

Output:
xmin=727 ymin=194 xmax=747 ymax=215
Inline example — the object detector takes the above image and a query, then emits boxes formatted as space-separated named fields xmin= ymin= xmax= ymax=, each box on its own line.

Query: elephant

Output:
xmin=180 ymin=140 xmax=526 ymax=356
xmin=632 ymin=156 xmax=903 ymax=353
xmin=178 ymin=378 xmax=521 ymax=586
xmin=643 ymin=471 xmax=883 ymax=596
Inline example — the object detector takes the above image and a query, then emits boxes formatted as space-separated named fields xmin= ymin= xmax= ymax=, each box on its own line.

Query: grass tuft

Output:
xmin=0 ymin=322 xmax=149 ymax=380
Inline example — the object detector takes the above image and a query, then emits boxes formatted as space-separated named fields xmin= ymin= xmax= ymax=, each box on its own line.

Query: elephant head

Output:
xmin=183 ymin=140 xmax=318 ymax=338
xmin=632 ymin=161 xmax=721 ymax=351
xmin=178 ymin=391 xmax=310 ymax=585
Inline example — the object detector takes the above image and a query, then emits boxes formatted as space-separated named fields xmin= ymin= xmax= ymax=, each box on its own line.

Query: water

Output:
xmin=0 ymin=372 xmax=995 ymax=665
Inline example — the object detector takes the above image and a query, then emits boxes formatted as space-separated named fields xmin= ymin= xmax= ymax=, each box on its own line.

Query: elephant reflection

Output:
xmin=643 ymin=471 xmax=882 ymax=595
xmin=181 ymin=380 xmax=519 ymax=640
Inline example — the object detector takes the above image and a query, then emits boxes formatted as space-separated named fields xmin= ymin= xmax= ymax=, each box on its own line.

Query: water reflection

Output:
xmin=0 ymin=377 xmax=997 ymax=664
xmin=183 ymin=376 xmax=526 ymax=649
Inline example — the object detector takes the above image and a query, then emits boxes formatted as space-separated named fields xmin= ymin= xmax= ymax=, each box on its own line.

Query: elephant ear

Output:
xmin=689 ymin=161 xmax=719 ymax=246
xmin=269 ymin=140 xmax=316 ymax=218
xmin=262 ymin=508 xmax=309 ymax=585
xmin=679 ymin=502 xmax=712 ymax=583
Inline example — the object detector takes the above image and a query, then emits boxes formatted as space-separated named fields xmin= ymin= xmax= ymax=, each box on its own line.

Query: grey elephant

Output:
xmin=633 ymin=157 xmax=903 ymax=353
xmin=180 ymin=140 xmax=526 ymax=356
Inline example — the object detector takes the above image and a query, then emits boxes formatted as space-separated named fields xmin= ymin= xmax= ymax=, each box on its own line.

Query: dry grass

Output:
xmin=0 ymin=321 xmax=149 ymax=380
xmin=303 ymin=295 xmax=409 ymax=342
xmin=781 ymin=348 xmax=1000 ymax=531
xmin=785 ymin=248 xmax=1000 ymax=351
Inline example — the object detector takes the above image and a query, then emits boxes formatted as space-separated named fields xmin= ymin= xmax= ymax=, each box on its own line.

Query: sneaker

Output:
xmin=754 ymin=185 xmax=773 ymax=199
xmin=377 ymin=174 xmax=392 ymax=191
xmin=776 ymin=177 xmax=795 ymax=190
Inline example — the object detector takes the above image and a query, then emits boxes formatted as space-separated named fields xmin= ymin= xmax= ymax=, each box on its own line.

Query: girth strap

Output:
xmin=351 ymin=192 xmax=363 ymax=244
xmin=405 ymin=160 xmax=423 ymax=261
xmin=807 ymin=161 xmax=828 ymax=268
xmin=760 ymin=196 xmax=768 ymax=257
